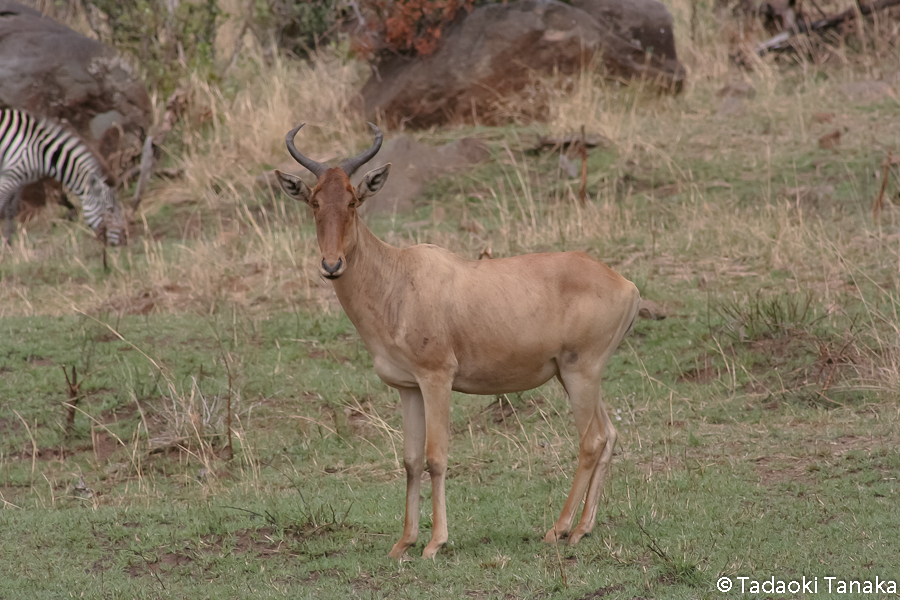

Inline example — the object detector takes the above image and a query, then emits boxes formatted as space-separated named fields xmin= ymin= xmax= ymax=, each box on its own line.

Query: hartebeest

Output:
xmin=276 ymin=123 xmax=641 ymax=560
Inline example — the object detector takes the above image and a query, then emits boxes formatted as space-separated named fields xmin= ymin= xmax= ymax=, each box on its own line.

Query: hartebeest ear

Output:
xmin=355 ymin=164 xmax=391 ymax=205
xmin=275 ymin=170 xmax=313 ymax=204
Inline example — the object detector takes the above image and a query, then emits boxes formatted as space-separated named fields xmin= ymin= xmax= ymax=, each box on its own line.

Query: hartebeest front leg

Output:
xmin=420 ymin=375 xmax=452 ymax=559
xmin=389 ymin=387 xmax=426 ymax=559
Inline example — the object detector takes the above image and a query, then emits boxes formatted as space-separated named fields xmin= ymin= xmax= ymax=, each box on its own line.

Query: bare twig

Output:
xmin=578 ymin=125 xmax=588 ymax=207
xmin=637 ymin=521 xmax=670 ymax=561
xmin=132 ymin=86 xmax=188 ymax=211
xmin=345 ymin=0 xmax=366 ymax=29
xmin=223 ymin=0 xmax=255 ymax=76
xmin=222 ymin=351 xmax=235 ymax=461
xmin=121 ymin=165 xmax=183 ymax=187
xmin=807 ymin=0 xmax=829 ymax=19
xmin=62 ymin=364 xmax=79 ymax=436
xmin=872 ymin=153 xmax=900 ymax=221
xmin=754 ymin=0 xmax=900 ymax=55
xmin=873 ymin=153 xmax=891 ymax=221
xmin=131 ymin=135 xmax=155 ymax=211
xmin=530 ymin=132 xmax=611 ymax=154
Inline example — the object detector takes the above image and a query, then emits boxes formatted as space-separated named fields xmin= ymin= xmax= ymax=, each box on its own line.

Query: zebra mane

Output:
xmin=35 ymin=114 xmax=112 ymax=187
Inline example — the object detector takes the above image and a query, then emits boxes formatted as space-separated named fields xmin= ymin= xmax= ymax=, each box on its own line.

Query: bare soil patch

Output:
xmin=677 ymin=354 xmax=720 ymax=384
xmin=753 ymin=434 xmax=893 ymax=487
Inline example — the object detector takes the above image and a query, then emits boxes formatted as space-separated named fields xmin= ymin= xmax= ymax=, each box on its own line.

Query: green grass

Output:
xmin=0 ymin=291 xmax=897 ymax=598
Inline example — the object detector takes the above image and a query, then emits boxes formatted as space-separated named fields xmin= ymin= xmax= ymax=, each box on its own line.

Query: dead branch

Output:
xmin=121 ymin=165 xmax=184 ymax=187
xmin=529 ymin=132 xmax=612 ymax=154
xmin=62 ymin=364 xmax=79 ymax=436
xmin=755 ymin=0 xmax=900 ymax=55
xmin=132 ymin=86 xmax=189 ymax=211
xmin=222 ymin=0 xmax=255 ymax=76
xmin=131 ymin=135 xmax=155 ymax=210
xmin=578 ymin=125 xmax=588 ymax=207
xmin=872 ymin=153 xmax=900 ymax=221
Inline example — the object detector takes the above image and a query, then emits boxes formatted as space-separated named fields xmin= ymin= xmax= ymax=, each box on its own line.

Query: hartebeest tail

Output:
xmin=276 ymin=123 xmax=641 ymax=559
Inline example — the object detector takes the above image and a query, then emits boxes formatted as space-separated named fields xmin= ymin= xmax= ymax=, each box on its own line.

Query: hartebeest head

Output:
xmin=275 ymin=123 xmax=391 ymax=279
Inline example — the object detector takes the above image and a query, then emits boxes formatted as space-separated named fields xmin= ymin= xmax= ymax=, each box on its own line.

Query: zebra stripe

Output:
xmin=0 ymin=108 xmax=125 ymax=245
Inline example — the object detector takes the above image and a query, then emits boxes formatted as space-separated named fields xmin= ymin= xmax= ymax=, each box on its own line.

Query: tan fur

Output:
xmin=277 ymin=165 xmax=641 ymax=560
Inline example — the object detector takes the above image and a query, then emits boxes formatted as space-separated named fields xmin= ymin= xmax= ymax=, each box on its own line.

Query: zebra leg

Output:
xmin=2 ymin=216 xmax=14 ymax=245
xmin=1 ymin=188 xmax=22 ymax=245
xmin=59 ymin=191 xmax=78 ymax=222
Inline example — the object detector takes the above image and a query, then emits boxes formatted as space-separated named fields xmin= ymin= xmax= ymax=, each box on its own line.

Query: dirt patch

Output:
xmin=481 ymin=395 xmax=543 ymax=425
xmin=227 ymin=526 xmax=288 ymax=556
xmin=14 ymin=427 xmax=125 ymax=463
xmin=333 ymin=395 xmax=386 ymax=439
xmin=753 ymin=435 xmax=892 ymax=487
xmin=303 ymin=567 xmax=341 ymax=583
xmin=677 ymin=354 xmax=720 ymax=384
xmin=307 ymin=348 xmax=351 ymax=364
xmin=753 ymin=454 xmax=818 ymax=487
xmin=575 ymin=584 xmax=626 ymax=600
xmin=88 ymin=430 xmax=121 ymax=463
xmin=126 ymin=548 xmax=195 ymax=577
xmin=99 ymin=401 xmax=139 ymax=426
xmin=122 ymin=524 xmax=347 ymax=578
xmin=17 ymin=445 xmax=67 ymax=461
xmin=350 ymin=570 xmax=382 ymax=593
xmin=634 ymin=451 xmax=685 ymax=480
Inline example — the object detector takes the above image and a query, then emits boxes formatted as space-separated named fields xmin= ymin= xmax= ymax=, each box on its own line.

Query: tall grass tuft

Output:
xmin=155 ymin=47 xmax=370 ymax=212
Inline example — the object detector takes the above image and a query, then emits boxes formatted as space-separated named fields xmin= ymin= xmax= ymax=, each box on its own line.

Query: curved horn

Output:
xmin=285 ymin=124 xmax=329 ymax=179
xmin=339 ymin=122 xmax=384 ymax=177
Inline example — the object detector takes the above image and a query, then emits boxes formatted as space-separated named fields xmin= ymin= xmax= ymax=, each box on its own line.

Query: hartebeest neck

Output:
xmin=329 ymin=215 xmax=404 ymax=333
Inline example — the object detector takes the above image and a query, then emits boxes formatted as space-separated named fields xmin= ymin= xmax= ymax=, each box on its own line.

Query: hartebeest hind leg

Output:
xmin=543 ymin=366 xmax=617 ymax=545
xmin=570 ymin=398 xmax=617 ymax=544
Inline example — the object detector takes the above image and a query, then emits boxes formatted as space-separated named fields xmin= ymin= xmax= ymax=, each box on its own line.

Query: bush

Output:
xmin=86 ymin=0 xmax=221 ymax=95
xmin=357 ymin=0 xmax=474 ymax=57
xmin=252 ymin=0 xmax=340 ymax=58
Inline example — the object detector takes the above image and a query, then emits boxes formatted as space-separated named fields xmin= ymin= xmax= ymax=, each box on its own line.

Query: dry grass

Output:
xmin=158 ymin=50 xmax=370 ymax=211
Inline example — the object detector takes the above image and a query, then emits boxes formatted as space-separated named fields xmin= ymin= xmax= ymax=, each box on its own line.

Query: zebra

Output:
xmin=0 ymin=108 xmax=126 ymax=246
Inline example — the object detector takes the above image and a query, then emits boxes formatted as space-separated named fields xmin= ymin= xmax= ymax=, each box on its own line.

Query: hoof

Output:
xmin=567 ymin=531 xmax=585 ymax=545
xmin=422 ymin=541 xmax=446 ymax=559
xmin=389 ymin=541 xmax=415 ymax=560
xmin=543 ymin=527 xmax=568 ymax=544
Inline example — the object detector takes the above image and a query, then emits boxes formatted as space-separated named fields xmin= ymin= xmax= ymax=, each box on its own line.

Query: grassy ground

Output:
xmin=2 ymin=2 xmax=900 ymax=598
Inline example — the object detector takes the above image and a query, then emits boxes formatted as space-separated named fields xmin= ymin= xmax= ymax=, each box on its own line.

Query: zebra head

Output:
xmin=84 ymin=173 xmax=126 ymax=246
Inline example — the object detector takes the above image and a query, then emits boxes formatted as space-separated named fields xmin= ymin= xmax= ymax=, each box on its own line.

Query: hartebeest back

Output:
xmin=276 ymin=123 xmax=641 ymax=560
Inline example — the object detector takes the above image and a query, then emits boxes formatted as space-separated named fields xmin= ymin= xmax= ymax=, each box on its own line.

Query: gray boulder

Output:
xmin=260 ymin=136 xmax=490 ymax=215
xmin=570 ymin=0 xmax=681 ymax=71
xmin=362 ymin=0 xmax=685 ymax=129
xmin=0 ymin=1 xmax=151 ymax=174
xmin=357 ymin=136 xmax=490 ymax=215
